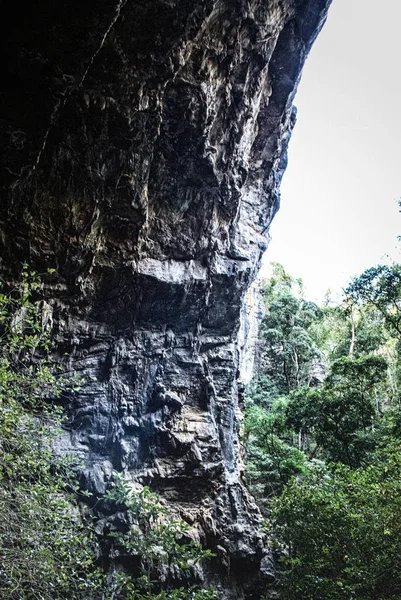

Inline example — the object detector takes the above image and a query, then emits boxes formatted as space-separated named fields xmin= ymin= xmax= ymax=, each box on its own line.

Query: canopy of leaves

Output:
xmin=259 ymin=271 xmax=322 ymax=397
xmin=345 ymin=264 xmax=401 ymax=337
xmin=244 ymin=402 xmax=308 ymax=499
xmin=245 ymin=264 xmax=323 ymax=498
xmin=272 ymin=446 xmax=401 ymax=600
xmin=246 ymin=262 xmax=401 ymax=600
xmin=285 ymin=355 xmax=388 ymax=466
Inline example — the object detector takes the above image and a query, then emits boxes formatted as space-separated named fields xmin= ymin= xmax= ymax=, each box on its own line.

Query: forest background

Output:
xmin=245 ymin=259 xmax=401 ymax=599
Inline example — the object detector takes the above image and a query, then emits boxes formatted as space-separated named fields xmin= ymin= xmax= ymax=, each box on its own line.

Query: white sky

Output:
xmin=263 ymin=0 xmax=401 ymax=302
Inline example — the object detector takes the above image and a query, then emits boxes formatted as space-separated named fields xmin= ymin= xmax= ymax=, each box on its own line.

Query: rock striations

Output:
xmin=0 ymin=1 xmax=331 ymax=597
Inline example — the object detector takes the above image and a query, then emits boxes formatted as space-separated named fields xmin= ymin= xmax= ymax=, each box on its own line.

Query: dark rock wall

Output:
xmin=0 ymin=1 xmax=331 ymax=597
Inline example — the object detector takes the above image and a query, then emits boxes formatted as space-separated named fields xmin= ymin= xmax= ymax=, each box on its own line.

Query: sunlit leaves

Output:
xmin=346 ymin=264 xmax=401 ymax=337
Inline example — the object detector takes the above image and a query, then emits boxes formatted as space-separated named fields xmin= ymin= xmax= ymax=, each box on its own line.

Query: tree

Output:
xmin=244 ymin=401 xmax=308 ymax=500
xmin=260 ymin=294 xmax=321 ymax=396
xmin=285 ymin=355 xmax=388 ymax=466
xmin=345 ymin=264 xmax=401 ymax=337
xmin=309 ymin=297 xmax=387 ymax=364
xmin=247 ymin=262 xmax=401 ymax=599
xmin=0 ymin=269 xmax=104 ymax=599
xmin=271 ymin=447 xmax=401 ymax=600
xmin=261 ymin=262 xmax=303 ymax=308
xmin=244 ymin=265 xmax=322 ymax=498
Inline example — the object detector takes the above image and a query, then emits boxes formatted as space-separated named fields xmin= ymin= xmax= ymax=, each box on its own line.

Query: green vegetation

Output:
xmin=0 ymin=269 xmax=215 ymax=600
xmin=272 ymin=447 xmax=401 ymax=600
xmin=104 ymin=475 xmax=216 ymax=600
xmin=0 ymin=268 xmax=102 ymax=599
xmin=245 ymin=262 xmax=401 ymax=599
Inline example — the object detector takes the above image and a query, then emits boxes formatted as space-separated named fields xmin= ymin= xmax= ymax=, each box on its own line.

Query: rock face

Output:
xmin=0 ymin=1 xmax=331 ymax=597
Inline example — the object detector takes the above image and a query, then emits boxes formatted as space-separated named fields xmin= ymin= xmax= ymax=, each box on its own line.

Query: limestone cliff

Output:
xmin=0 ymin=1 xmax=331 ymax=597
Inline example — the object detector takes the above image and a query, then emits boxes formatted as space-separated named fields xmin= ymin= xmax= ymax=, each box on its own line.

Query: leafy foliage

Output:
xmin=0 ymin=269 xmax=104 ymax=599
xmin=244 ymin=402 xmax=308 ymax=499
xmin=244 ymin=264 xmax=323 ymax=498
xmin=309 ymin=302 xmax=386 ymax=362
xmin=271 ymin=447 xmax=401 ymax=599
xmin=104 ymin=474 xmax=216 ymax=600
xmin=262 ymin=262 xmax=303 ymax=307
xmin=345 ymin=264 xmax=401 ymax=337
xmin=245 ymin=262 xmax=401 ymax=599
xmin=260 ymin=294 xmax=321 ymax=395
xmin=285 ymin=355 xmax=388 ymax=466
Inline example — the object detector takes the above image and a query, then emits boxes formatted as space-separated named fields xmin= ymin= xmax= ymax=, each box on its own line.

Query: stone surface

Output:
xmin=0 ymin=0 xmax=331 ymax=597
